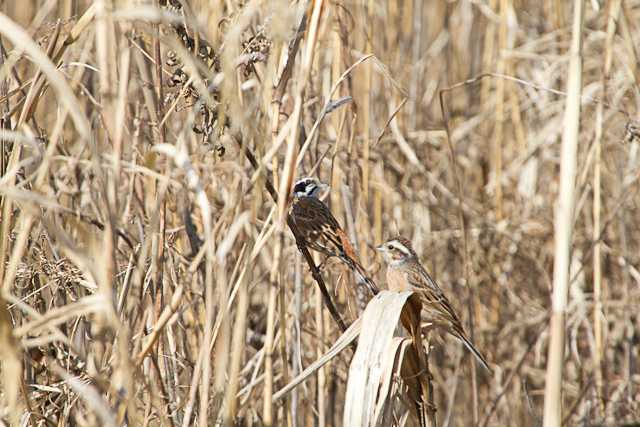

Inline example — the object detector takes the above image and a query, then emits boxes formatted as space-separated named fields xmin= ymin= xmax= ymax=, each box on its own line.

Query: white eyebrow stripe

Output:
xmin=389 ymin=240 xmax=411 ymax=255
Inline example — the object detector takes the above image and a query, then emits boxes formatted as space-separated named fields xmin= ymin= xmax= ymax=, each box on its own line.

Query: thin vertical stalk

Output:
xmin=223 ymin=250 xmax=250 ymax=425
xmin=478 ymin=9 xmax=499 ymax=419
xmin=407 ymin=0 xmax=423 ymax=131
xmin=543 ymin=1 xmax=584 ymax=426
xmin=267 ymin=1 xmax=325 ymax=420
xmin=262 ymin=269 xmax=279 ymax=425
xmin=358 ymin=0 xmax=374 ymax=272
xmin=94 ymin=0 xmax=119 ymax=340
xmin=278 ymin=266 xmax=292 ymax=427
xmin=361 ymin=0 xmax=373 ymax=206
xmin=276 ymin=0 xmax=323 ymax=220
xmin=618 ymin=3 xmax=638 ymax=402
xmin=619 ymin=2 xmax=639 ymax=88
xmin=315 ymin=284 xmax=326 ymax=427
xmin=291 ymin=251 xmax=302 ymax=427
xmin=593 ymin=0 xmax=620 ymax=416
xmin=0 ymin=293 xmax=21 ymax=426
xmin=494 ymin=0 xmax=507 ymax=220
xmin=480 ymin=0 xmax=498 ymax=105
xmin=592 ymin=87 xmax=604 ymax=417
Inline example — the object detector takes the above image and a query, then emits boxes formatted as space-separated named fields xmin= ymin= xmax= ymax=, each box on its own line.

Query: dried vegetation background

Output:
xmin=0 ymin=0 xmax=639 ymax=426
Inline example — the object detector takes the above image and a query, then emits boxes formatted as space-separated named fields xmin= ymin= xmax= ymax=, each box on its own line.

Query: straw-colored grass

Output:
xmin=1 ymin=1 xmax=639 ymax=426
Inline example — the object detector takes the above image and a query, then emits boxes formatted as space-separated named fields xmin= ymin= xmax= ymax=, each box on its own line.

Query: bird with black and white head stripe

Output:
xmin=289 ymin=177 xmax=378 ymax=295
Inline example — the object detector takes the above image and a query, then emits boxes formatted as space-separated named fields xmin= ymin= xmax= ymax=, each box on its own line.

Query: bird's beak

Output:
xmin=375 ymin=244 xmax=385 ymax=252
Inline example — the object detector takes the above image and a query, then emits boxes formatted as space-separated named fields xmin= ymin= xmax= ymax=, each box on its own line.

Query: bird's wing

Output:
xmin=404 ymin=265 xmax=465 ymax=333
xmin=291 ymin=197 xmax=343 ymax=255
xmin=291 ymin=197 xmax=378 ymax=293
xmin=406 ymin=264 xmax=491 ymax=371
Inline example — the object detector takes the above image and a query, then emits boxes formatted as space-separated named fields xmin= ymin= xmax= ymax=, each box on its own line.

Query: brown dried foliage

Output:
xmin=0 ymin=1 xmax=639 ymax=426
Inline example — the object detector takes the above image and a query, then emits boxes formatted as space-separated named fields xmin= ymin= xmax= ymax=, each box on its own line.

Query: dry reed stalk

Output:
xmin=276 ymin=0 xmax=323 ymax=222
xmin=480 ymin=0 xmax=498 ymax=107
xmin=263 ymin=4 xmax=323 ymax=421
xmin=274 ymin=317 xmax=362 ymax=403
xmin=153 ymin=141 xmax=215 ymax=426
xmin=0 ymin=15 xmax=87 ymax=423
xmin=591 ymin=0 xmax=620 ymax=416
xmin=135 ymin=286 xmax=184 ymax=365
xmin=617 ymin=5 xmax=639 ymax=411
xmin=406 ymin=0 xmax=422 ymax=132
xmin=438 ymin=68 xmax=481 ymax=427
xmin=277 ymin=265 xmax=292 ymax=427
xmin=493 ymin=0 xmax=507 ymax=222
xmin=149 ymin=8 xmax=170 ymax=410
xmin=0 ymin=17 xmax=75 ymax=296
xmin=0 ymin=13 xmax=90 ymax=137
xmin=360 ymin=0 xmax=373 ymax=214
xmin=0 ymin=295 xmax=22 ymax=425
xmin=315 ymin=283 xmax=326 ymax=427
xmin=262 ymin=266 xmax=279 ymax=425
xmin=223 ymin=247 xmax=251 ymax=425
xmin=290 ymin=250 xmax=303 ymax=424
xmin=619 ymin=2 xmax=639 ymax=88
xmin=543 ymin=1 xmax=585 ymax=426
xmin=1 ymin=1 xmax=639 ymax=425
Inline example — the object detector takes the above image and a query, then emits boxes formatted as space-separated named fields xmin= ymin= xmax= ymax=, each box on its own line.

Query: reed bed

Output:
xmin=0 ymin=0 xmax=639 ymax=426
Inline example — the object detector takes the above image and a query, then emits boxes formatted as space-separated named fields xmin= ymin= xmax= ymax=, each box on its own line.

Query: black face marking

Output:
xmin=293 ymin=178 xmax=321 ymax=198
xmin=293 ymin=179 xmax=312 ymax=195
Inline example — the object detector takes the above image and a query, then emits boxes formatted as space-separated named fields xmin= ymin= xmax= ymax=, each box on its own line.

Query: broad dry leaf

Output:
xmin=343 ymin=290 xmax=414 ymax=427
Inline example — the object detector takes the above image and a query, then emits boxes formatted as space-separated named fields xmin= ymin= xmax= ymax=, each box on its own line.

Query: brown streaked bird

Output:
xmin=376 ymin=236 xmax=491 ymax=371
xmin=289 ymin=177 xmax=378 ymax=295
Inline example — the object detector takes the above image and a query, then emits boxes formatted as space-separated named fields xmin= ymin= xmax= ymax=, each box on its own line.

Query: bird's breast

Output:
xmin=386 ymin=268 xmax=411 ymax=292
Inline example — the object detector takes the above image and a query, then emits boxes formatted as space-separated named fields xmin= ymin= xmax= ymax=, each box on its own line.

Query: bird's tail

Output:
xmin=340 ymin=255 xmax=379 ymax=295
xmin=334 ymin=230 xmax=379 ymax=295
xmin=457 ymin=331 xmax=492 ymax=372
xmin=351 ymin=259 xmax=380 ymax=295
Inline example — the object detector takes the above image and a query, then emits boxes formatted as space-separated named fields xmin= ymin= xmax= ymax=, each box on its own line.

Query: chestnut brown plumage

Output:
xmin=289 ymin=177 xmax=378 ymax=295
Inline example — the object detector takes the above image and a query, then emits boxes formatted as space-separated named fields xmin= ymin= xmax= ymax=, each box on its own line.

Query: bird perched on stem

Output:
xmin=376 ymin=236 xmax=491 ymax=372
xmin=289 ymin=177 xmax=378 ymax=295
